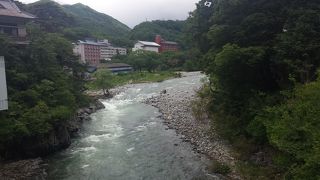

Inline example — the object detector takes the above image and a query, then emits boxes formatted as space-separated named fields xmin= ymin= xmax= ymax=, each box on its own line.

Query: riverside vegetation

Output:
xmin=0 ymin=0 xmax=200 ymax=162
xmin=0 ymin=32 xmax=91 ymax=159
xmin=186 ymin=0 xmax=320 ymax=179
xmin=0 ymin=0 xmax=319 ymax=179
xmin=87 ymin=70 xmax=179 ymax=92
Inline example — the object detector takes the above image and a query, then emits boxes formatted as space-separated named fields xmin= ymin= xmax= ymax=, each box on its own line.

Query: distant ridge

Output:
xmin=24 ymin=0 xmax=130 ymax=41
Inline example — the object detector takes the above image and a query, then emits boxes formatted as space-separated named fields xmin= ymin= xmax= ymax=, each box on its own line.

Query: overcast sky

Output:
xmin=20 ymin=0 xmax=199 ymax=28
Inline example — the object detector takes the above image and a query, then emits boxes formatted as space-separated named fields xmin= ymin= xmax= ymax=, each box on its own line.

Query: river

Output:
xmin=47 ymin=72 xmax=215 ymax=180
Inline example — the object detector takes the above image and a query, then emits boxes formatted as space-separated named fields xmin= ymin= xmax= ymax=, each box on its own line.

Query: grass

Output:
xmin=236 ymin=161 xmax=283 ymax=180
xmin=208 ymin=160 xmax=232 ymax=175
xmin=86 ymin=71 xmax=180 ymax=90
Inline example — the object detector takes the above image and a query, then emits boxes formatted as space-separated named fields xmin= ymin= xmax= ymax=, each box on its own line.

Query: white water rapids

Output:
xmin=47 ymin=72 xmax=218 ymax=180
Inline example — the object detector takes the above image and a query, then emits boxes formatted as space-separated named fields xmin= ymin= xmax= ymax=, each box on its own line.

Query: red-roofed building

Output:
xmin=155 ymin=35 xmax=179 ymax=53
xmin=0 ymin=0 xmax=36 ymax=44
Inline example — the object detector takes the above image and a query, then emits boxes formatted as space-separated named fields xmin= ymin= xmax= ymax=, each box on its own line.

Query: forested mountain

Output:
xmin=130 ymin=20 xmax=186 ymax=44
xmin=187 ymin=0 xmax=320 ymax=178
xmin=62 ymin=3 xmax=130 ymax=39
xmin=18 ymin=0 xmax=130 ymax=44
xmin=17 ymin=1 xmax=189 ymax=47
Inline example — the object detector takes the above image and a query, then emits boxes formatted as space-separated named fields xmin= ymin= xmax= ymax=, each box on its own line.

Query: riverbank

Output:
xmin=86 ymin=71 xmax=180 ymax=91
xmin=145 ymin=72 xmax=239 ymax=179
xmin=0 ymin=99 xmax=105 ymax=179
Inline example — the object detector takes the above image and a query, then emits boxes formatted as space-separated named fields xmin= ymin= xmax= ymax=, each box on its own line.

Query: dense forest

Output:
xmin=187 ymin=0 xmax=320 ymax=178
xmin=0 ymin=31 xmax=89 ymax=159
xmin=113 ymin=50 xmax=201 ymax=72
xmin=130 ymin=20 xmax=186 ymax=47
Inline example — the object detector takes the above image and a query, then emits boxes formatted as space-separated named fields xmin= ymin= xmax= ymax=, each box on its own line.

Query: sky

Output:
xmin=20 ymin=0 xmax=199 ymax=28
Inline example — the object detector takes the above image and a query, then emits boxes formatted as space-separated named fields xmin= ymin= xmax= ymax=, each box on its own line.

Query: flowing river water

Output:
xmin=47 ymin=72 xmax=216 ymax=180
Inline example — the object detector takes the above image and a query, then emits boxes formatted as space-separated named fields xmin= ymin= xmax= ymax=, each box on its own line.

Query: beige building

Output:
xmin=100 ymin=46 xmax=127 ymax=60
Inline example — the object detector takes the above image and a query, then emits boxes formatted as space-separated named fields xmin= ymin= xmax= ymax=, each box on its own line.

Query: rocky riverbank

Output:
xmin=0 ymin=99 xmax=105 ymax=180
xmin=145 ymin=72 xmax=239 ymax=179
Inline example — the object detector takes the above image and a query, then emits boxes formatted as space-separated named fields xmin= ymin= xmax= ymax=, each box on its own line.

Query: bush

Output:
xmin=208 ymin=160 xmax=231 ymax=175
xmin=256 ymin=79 xmax=320 ymax=179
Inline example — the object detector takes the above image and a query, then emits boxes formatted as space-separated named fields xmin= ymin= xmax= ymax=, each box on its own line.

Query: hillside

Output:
xmin=23 ymin=0 xmax=130 ymax=43
xmin=63 ymin=3 xmax=130 ymax=39
xmin=130 ymin=20 xmax=186 ymax=44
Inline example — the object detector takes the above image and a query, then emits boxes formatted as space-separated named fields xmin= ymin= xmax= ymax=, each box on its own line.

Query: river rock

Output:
xmin=144 ymin=71 xmax=239 ymax=179
xmin=0 ymin=158 xmax=47 ymax=180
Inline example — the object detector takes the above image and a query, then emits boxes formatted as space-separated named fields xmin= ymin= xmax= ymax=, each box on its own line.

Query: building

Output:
xmin=99 ymin=63 xmax=133 ymax=74
xmin=73 ymin=40 xmax=101 ymax=66
xmin=0 ymin=56 xmax=8 ymax=111
xmin=100 ymin=46 xmax=127 ymax=61
xmin=155 ymin=35 xmax=179 ymax=53
xmin=132 ymin=41 xmax=160 ymax=53
xmin=0 ymin=0 xmax=36 ymax=44
xmin=100 ymin=46 xmax=117 ymax=61
xmin=73 ymin=39 xmax=127 ymax=66
xmin=115 ymin=47 xmax=127 ymax=56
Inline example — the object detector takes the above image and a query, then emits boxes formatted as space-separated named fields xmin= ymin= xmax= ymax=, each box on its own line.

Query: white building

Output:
xmin=100 ymin=46 xmax=127 ymax=61
xmin=116 ymin=47 xmax=127 ymax=56
xmin=0 ymin=56 xmax=8 ymax=111
xmin=132 ymin=41 xmax=160 ymax=53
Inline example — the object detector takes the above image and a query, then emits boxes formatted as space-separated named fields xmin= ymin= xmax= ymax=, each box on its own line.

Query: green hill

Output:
xmin=130 ymin=20 xmax=186 ymax=44
xmin=63 ymin=3 xmax=130 ymax=38
xmin=24 ymin=0 xmax=130 ymax=43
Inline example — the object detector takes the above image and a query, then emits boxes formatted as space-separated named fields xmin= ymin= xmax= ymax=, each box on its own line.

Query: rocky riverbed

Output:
xmin=144 ymin=72 xmax=239 ymax=179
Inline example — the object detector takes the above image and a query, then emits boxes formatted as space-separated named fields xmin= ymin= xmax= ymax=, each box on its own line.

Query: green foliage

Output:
xmin=208 ymin=160 xmax=231 ymax=175
xmin=26 ymin=0 xmax=74 ymax=33
xmin=113 ymin=50 xmax=200 ymax=72
xmin=0 ymin=33 xmax=88 ymax=157
xmin=130 ymin=20 xmax=185 ymax=45
xmin=256 ymin=80 xmax=320 ymax=179
xmin=87 ymin=71 xmax=177 ymax=90
xmin=63 ymin=3 xmax=130 ymax=40
xmin=187 ymin=0 xmax=320 ymax=178
xmin=94 ymin=70 xmax=114 ymax=96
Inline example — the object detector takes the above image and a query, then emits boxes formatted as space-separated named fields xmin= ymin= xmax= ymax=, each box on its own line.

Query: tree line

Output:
xmin=112 ymin=50 xmax=201 ymax=72
xmin=186 ymin=0 xmax=320 ymax=178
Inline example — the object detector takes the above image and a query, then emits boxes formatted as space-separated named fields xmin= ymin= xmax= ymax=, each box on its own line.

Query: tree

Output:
xmin=186 ymin=0 xmax=320 ymax=178
xmin=0 ymin=32 xmax=88 ymax=159
xmin=94 ymin=70 xmax=114 ymax=96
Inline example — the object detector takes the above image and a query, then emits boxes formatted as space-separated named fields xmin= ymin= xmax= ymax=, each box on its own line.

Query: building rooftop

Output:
xmin=99 ymin=63 xmax=132 ymax=68
xmin=78 ymin=40 xmax=102 ymax=46
xmin=138 ymin=41 xmax=160 ymax=47
xmin=162 ymin=41 xmax=178 ymax=45
xmin=0 ymin=0 xmax=35 ymax=19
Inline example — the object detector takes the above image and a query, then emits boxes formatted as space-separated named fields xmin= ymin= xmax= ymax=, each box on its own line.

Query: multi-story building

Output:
xmin=73 ymin=40 xmax=102 ymax=66
xmin=73 ymin=40 xmax=127 ymax=65
xmin=0 ymin=0 xmax=35 ymax=44
xmin=116 ymin=47 xmax=127 ymax=56
xmin=132 ymin=41 xmax=160 ymax=53
xmin=100 ymin=46 xmax=117 ymax=61
xmin=100 ymin=46 xmax=127 ymax=61
xmin=155 ymin=35 xmax=179 ymax=53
